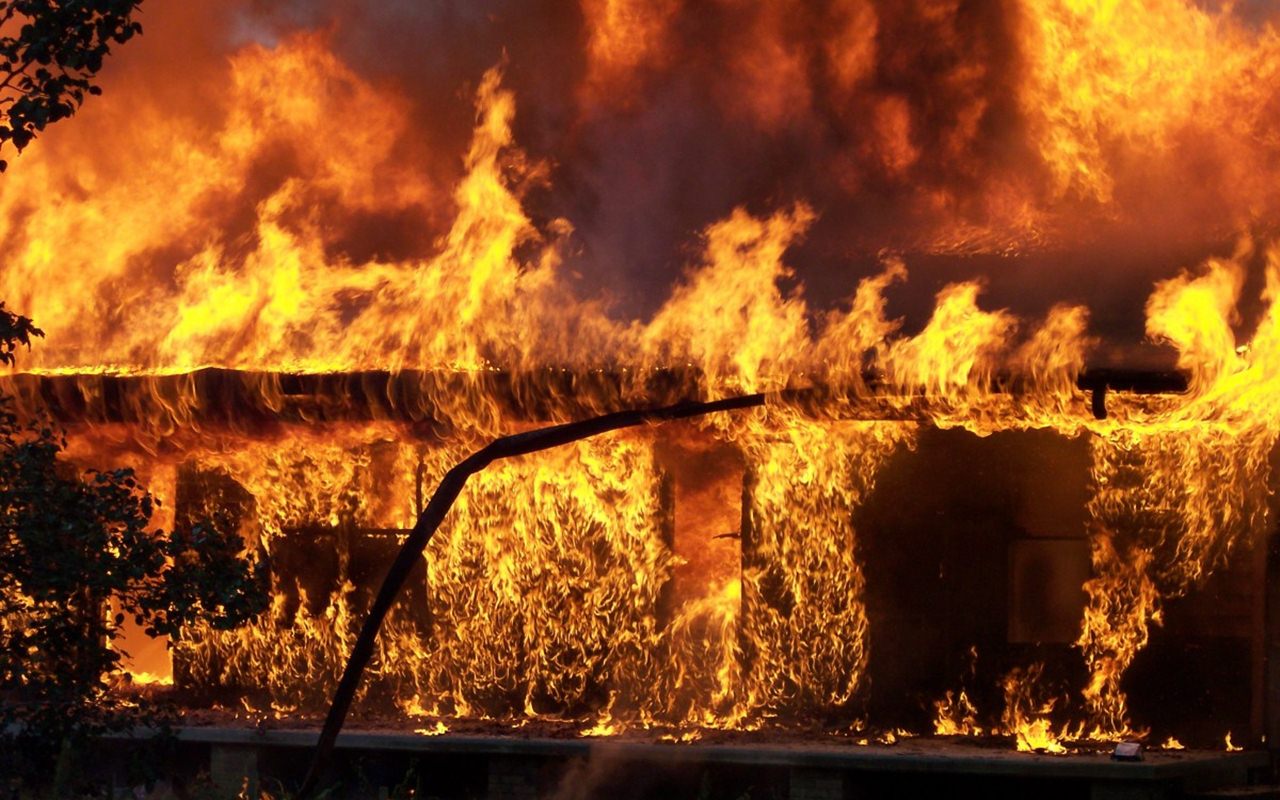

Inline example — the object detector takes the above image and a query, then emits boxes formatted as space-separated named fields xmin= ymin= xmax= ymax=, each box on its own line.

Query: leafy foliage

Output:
xmin=0 ymin=312 xmax=269 ymax=780
xmin=0 ymin=301 xmax=40 ymax=365
xmin=0 ymin=0 xmax=143 ymax=171
xmin=0 ymin=420 xmax=271 ymax=730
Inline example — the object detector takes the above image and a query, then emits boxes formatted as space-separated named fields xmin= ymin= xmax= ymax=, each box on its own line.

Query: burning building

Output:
xmin=4 ymin=0 xmax=1280 ymax=796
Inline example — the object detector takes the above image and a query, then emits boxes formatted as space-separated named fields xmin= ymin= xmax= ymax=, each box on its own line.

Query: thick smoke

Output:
xmin=7 ymin=0 xmax=1280 ymax=356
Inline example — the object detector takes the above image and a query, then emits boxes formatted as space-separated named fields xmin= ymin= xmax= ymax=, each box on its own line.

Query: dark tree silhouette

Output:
xmin=0 ymin=0 xmax=143 ymax=171
xmin=0 ymin=313 xmax=269 ymax=791
xmin=0 ymin=302 xmax=39 ymax=364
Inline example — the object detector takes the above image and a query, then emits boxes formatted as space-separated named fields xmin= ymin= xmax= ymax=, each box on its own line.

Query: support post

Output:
xmin=1264 ymin=522 xmax=1280 ymax=750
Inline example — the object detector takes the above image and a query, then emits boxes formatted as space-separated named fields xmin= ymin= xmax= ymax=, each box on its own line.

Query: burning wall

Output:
xmin=2 ymin=0 xmax=1280 ymax=749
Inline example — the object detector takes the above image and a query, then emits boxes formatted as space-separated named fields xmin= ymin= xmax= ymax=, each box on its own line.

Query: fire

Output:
xmin=579 ymin=713 xmax=625 ymax=738
xmin=1074 ymin=242 xmax=1280 ymax=737
xmin=1076 ymin=524 xmax=1159 ymax=738
xmin=414 ymin=721 xmax=448 ymax=737
xmin=0 ymin=33 xmax=441 ymax=374
xmin=661 ymin=576 xmax=745 ymax=728
xmin=4 ymin=0 xmax=1280 ymax=753
xmin=933 ymin=690 xmax=981 ymax=737
xmin=642 ymin=203 xmax=816 ymax=396
xmin=124 ymin=670 xmax=173 ymax=687
xmin=734 ymin=417 xmax=907 ymax=722
xmin=1020 ymin=0 xmax=1280 ymax=210
xmin=579 ymin=0 xmax=680 ymax=105
xmin=1002 ymin=666 xmax=1068 ymax=755
xmin=876 ymin=728 xmax=914 ymax=746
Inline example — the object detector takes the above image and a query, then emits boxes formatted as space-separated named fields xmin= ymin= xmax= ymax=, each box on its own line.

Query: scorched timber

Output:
xmin=0 ymin=367 xmax=1189 ymax=426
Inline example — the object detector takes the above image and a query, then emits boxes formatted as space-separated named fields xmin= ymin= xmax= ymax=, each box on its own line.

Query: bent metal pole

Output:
xmin=297 ymin=393 xmax=768 ymax=798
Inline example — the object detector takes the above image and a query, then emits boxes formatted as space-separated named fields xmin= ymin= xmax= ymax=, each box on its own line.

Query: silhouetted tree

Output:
xmin=0 ymin=302 xmax=39 ymax=363
xmin=0 ymin=312 xmax=269 ymax=791
xmin=0 ymin=0 xmax=143 ymax=171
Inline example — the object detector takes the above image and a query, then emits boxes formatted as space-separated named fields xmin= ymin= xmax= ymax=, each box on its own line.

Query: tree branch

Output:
xmin=0 ymin=57 xmax=36 ymax=98
xmin=0 ymin=5 xmax=20 ymax=36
